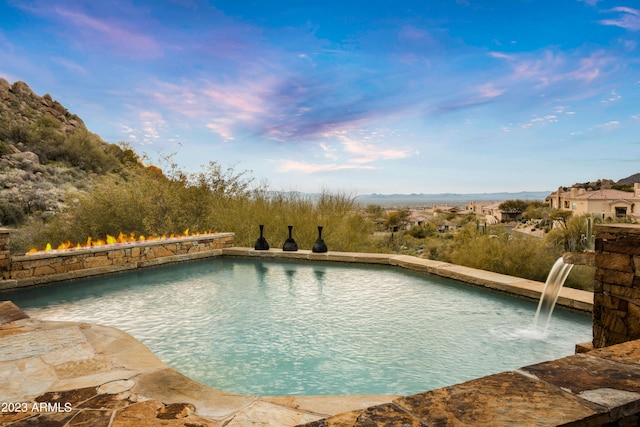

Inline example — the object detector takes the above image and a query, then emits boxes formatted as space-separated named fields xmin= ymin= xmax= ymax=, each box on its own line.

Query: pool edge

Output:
xmin=222 ymin=247 xmax=594 ymax=314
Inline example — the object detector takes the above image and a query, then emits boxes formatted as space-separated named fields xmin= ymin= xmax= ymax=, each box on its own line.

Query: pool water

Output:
xmin=7 ymin=257 xmax=592 ymax=396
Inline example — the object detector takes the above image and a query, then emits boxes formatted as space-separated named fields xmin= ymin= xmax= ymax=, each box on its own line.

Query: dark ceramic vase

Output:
xmin=312 ymin=226 xmax=328 ymax=253
xmin=282 ymin=225 xmax=298 ymax=251
xmin=254 ymin=224 xmax=270 ymax=250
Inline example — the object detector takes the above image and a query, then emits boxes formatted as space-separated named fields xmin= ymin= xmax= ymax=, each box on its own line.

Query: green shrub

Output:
xmin=61 ymin=130 xmax=121 ymax=173
xmin=450 ymin=227 xmax=559 ymax=282
xmin=0 ymin=201 xmax=24 ymax=226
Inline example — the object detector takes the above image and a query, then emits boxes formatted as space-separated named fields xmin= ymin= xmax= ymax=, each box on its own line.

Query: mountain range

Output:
xmin=354 ymin=191 xmax=551 ymax=207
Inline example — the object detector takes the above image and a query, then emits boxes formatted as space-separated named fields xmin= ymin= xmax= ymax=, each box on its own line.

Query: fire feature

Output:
xmin=27 ymin=229 xmax=216 ymax=255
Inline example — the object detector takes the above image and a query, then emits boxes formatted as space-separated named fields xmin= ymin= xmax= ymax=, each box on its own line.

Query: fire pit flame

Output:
xmin=27 ymin=229 xmax=215 ymax=255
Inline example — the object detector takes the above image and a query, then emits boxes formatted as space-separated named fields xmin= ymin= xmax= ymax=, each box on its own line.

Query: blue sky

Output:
xmin=1 ymin=0 xmax=639 ymax=194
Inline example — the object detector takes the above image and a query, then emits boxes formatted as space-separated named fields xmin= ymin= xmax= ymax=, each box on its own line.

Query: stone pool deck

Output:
xmin=4 ymin=249 xmax=636 ymax=426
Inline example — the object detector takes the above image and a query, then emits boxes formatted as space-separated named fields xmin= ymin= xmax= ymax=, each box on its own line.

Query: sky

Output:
xmin=1 ymin=0 xmax=639 ymax=195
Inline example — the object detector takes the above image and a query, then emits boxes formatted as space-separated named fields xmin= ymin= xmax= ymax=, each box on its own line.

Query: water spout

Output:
xmin=532 ymin=257 xmax=574 ymax=333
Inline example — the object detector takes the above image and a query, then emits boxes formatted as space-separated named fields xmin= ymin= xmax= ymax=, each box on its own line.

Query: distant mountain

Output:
xmin=617 ymin=173 xmax=640 ymax=185
xmin=355 ymin=191 xmax=551 ymax=207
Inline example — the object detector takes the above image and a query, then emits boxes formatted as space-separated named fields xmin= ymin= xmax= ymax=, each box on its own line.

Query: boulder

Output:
xmin=9 ymin=151 xmax=40 ymax=166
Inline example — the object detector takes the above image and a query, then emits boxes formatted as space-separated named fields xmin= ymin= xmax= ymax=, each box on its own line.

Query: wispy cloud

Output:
xmin=521 ymin=115 xmax=558 ymax=129
xmin=206 ymin=119 xmax=235 ymax=141
xmin=596 ymin=120 xmax=621 ymax=131
xmin=571 ymin=119 xmax=622 ymax=138
xmin=54 ymin=7 xmax=164 ymax=59
xmin=600 ymin=7 xmax=640 ymax=31
xmin=142 ymin=76 xmax=274 ymax=140
xmin=601 ymin=90 xmax=622 ymax=103
xmin=275 ymin=127 xmax=415 ymax=174
xmin=495 ymin=50 xmax=605 ymax=85
xmin=276 ymin=160 xmax=377 ymax=173
xmin=327 ymin=129 xmax=415 ymax=164
xmin=430 ymin=82 xmax=505 ymax=114
xmin=51 ymin=57 xmax=86 ymax=74
xmin=579 ymin=0 xmax=603 ymax=6
xmin=122 ymin=110 xmax=167 ymax=145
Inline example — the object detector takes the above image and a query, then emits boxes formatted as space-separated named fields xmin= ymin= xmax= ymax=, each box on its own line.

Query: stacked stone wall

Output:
xmin=593 ymin=224 xmax=640 ymax=348
xmin=0 ymin=229 xmax=10 ymax=275
xmin=0 ymin=232 xmax=234 ymax=291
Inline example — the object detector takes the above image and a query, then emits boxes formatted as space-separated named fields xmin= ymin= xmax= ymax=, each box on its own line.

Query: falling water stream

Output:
xmin=532 ymin=257 xmax=575 ymax=333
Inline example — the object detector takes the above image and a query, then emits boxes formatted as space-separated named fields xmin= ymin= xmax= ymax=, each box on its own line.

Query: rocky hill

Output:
xmin=568 ymin=175 xmax=638 ymax=193
xmin=0 ymin=80 xmax=137 ymax=227
xmin=0 ymin=79 xmax=86 ymax=138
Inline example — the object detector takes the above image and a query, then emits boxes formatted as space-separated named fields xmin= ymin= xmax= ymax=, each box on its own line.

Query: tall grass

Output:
xmin=10 ymin=166 xmax=375 ymax=254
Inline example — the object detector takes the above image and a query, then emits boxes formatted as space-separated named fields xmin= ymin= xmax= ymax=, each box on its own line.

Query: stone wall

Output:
xmin=593 ymin=224 xmax=640 ymax=348
xmin=0 ymin=232 xmax=234 ymax=291
xmin=0 ymin=229 xmax=10 ymax=275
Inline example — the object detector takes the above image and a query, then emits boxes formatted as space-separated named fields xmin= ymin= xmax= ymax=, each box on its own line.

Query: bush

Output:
xmin=450 ymin=227 xmax=559 ymax=282
xmin=61 ymin=130 xmax=121 ymax=173
xmin=0 ymin=201 xmax=24 ymax=226
xmin=547 ymin=214 xmax=591 ymax=252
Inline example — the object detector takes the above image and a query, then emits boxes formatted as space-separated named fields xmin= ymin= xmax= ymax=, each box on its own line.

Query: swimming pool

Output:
xmin=7 ymin=257 xmax=592 ymax=396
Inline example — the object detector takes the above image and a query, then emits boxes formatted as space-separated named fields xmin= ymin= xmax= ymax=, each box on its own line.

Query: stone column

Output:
xmin=593 ymin=224 xmax=640 ymax=348
xmin=0 ymin=228 xmax=10 ymax=279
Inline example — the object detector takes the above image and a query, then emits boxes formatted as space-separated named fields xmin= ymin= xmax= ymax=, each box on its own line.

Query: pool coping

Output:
xmin=221 ymin=247 xmax=594 ymax=313
xmin=2 ymin=248 xmax=614 ymax=427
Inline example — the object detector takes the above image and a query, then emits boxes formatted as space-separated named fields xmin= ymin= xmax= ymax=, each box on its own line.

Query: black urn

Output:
xmin=282 ymin=225 xmax=298 ymax=251
xmin=254 ymin=224 xmax=270 ymax=250
xmin=312 ymin=226 xmax=328 ymax=253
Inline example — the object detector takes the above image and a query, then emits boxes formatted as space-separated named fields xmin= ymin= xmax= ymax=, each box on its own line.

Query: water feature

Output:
xmin=532 ymin=257 xmax=574 ymax=333
xmin=5 ymin=257 xmax=591 ymax=396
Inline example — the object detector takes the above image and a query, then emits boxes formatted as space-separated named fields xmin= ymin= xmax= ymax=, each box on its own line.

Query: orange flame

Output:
xmin=27 ymin=229 xmax=215 ymax=255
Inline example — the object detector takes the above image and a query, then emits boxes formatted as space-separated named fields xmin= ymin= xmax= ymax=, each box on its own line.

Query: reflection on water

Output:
xmin=7 ymin=257 xmax=592 ymax=396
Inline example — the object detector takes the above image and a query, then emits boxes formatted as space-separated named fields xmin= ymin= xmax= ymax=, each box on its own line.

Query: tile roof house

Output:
xmin=465 ymin=202 xmax=520 ymax=223
xmin=546 ymin=183 xmax=640 ymax=219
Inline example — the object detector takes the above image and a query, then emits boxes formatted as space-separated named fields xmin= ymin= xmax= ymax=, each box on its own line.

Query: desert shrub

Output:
xmin=0 ymin=141 xmax=10 ymax=155
xmin=523 ymin=202 xmax=552 ymax=220
xmin=61 ymin=130 xmax=121 ymax=173
xmin=0 ymin=201 xmax=24 ymax=226
xmin=22 ymin=115 xmax=66 ymax=163
xmin=407 ymin=225 xmax=428 ymax=239
xmin=450 ymin=226 xmax=559 ymax=282
xmin=547 ymin=214 xmax=590 ymax=252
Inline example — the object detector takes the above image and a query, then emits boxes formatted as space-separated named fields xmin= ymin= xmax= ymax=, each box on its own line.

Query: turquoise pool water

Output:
xmin=7 ymin=257 xmax=592 ymax=396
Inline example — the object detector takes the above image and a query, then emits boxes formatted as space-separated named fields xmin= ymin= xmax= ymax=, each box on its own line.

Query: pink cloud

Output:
xmin=324 ymin=129 xmax=414 ymax=164
xmin=54 ymin=7 xmax=163 ymax=59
